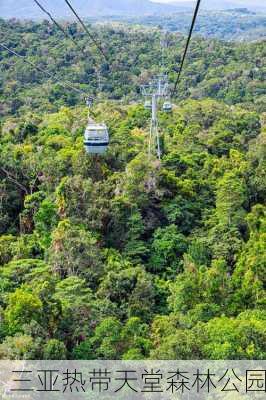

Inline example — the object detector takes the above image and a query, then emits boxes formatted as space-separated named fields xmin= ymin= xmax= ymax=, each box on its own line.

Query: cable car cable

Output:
xmin=62 ymin=0 xmax=108 ymax=63
xmin=32 ymin=0 xmax=88 ymax=56
xmin=0 ymin=43 xmax=87 ymax=96
xmin=172 ymin=0 xmax=201 ymax=96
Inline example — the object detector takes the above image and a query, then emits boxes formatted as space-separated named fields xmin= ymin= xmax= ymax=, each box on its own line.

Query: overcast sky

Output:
xmin=151 ymin=0 xmax=192 ymax=2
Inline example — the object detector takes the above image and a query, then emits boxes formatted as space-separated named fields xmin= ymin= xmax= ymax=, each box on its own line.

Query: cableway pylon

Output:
xmin=141 ymin=73 xmax=170 ymax=160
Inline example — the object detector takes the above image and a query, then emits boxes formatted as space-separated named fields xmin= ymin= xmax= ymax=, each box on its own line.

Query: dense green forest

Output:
xmin=0 ymin=19 xmax=265 ymax=360
xmin=115 ymin=9 xmax=266 ymax=42
xmin=0 ymin=19 xmax=265 ymax=117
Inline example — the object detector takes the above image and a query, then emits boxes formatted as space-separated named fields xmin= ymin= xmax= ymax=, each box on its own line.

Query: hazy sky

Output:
xmin=151 ymin=0 xmax=192 ymax=2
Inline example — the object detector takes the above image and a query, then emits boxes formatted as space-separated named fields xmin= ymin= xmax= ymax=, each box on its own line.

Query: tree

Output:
xmin=54 ymin=277 xmax=93 ymax=347
xmin=121 ymin=317 xmax=152 ymax=359
xmin=0 ymin=259 xmax=50 ymax=291
xmin=48 ymin=220 xmax=103 ymax=286
xmin=43 ymin=339 xmax=67 ymax=360
xmin=216 ymin=171 xmax=247 ymax=227
xmin=0 ymin=234 xmax=15 ymax=265
xmin=0 ymin=334 xmax=35 ymax=360
xmin=230 ymin=205 xmax=266 ymax=313
xmin=150 ymin=329 xmax=202 ymax=359
xmin=34 ymin=198 xmax=58 ymax=248
xmin=4 ymin=288 xmax=42 ymax=334
xmin=149 ymin=224 xmax=187 ymax=275
xmin=97 ymin=266 xmax=155 ymax=321
xmin=200 ymin=314 xmax=266 ymax=359
xmin=73 ymin=317 xmax=123 ymax=360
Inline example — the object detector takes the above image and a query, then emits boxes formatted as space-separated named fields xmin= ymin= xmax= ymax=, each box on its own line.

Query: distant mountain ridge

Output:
xmin=170 ymin=0 xmax=266 ymax=12
xmin=0 ymin=0 xmax=265 ymax=19
xmin=0 ymin=0 xmax=180 ymax=19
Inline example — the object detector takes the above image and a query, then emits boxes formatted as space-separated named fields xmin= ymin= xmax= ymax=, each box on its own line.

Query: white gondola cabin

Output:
xmin=84 ymin=123 xmax=109 ymax=154
xmin=163 ymin=101 xmax=172 ymax=112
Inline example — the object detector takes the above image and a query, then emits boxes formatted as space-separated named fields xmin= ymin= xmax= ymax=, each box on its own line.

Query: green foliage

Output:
xmin=34 ymin=198 xmax=58 ymax=248
xmin=43 ymin=339 xmax=67 ymax=360
xmin=48 ymin=220 xmax=103 ymax=285
xmin=0 ymin=334 xmax=36 ymax=360
xmin=200 ymin=313 xmax=266 ymax=359
xmin=0 ymin=235 xmax=16 ymax=265
xmin=98 ymin=266 xmax=155 ymax=320
xmin=1 ymin=258 xmax=49 ymax=282
xmin=149 ymin=224 xmax=187 ymax=275
xmin=230 ymin=205 xmax=266 ymax=312
xmin=216 ymin=171 xmax=247 ymax=226
xmin=4 ymin=288 xmax=42 ymax=334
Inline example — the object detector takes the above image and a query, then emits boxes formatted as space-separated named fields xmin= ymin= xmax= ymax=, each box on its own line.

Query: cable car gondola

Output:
xmin=163 ymin=101 xmax=172 ymax=112
xmin=84 ymin=123 xmax=109 ymax=154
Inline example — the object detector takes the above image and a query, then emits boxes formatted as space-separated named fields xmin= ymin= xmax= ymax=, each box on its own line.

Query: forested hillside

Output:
xmin=0 ymin=19 xmax=265 ymax=118
xmin=113 ymin=9 xmax=266 ymax=42
xmin=0 ymin=20 xmax=265 ymax=360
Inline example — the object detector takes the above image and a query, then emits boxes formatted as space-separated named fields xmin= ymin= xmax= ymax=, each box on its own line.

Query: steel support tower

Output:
xmin=142 ymin=74 xmax=169 ymax=160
